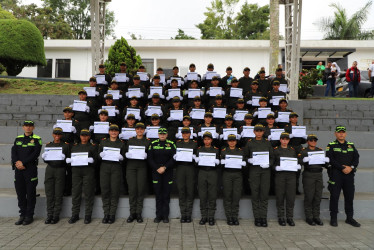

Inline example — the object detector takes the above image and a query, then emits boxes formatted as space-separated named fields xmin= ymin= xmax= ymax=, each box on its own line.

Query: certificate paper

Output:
xmin=101 ymin=106 xmax=116 ymax=116
xmin=84 ymin=87 xmax=96 ymax=97
xmin=229 ymin=88 xmax=243 ymax=98
xmin=55 ymin=120 xmax=72 ymax=133
xmin=107 ymin=90 xmax=120 ymax=100
xmin=102 ymin=147 xmax=121 ymax=162
xmin=178 ymin=127 xmax=194 ymax=139
xmin=213 ymin=108 xmax=227 ymax=119
xmin=252 ymin=151 xmax=269 ymax=165
xmin=150 ymin=86 xmax=163 ymax=96
xmin=198 ymin=152 xmax=216 ymax=167
xmin=190 ymin=109 xmax=205 ymax=120
xmin=127 ymin=88 xmax=141 ymax=98
xmin=126 ymin=108 xmax=140 ymax=118
xmin=277 ymin=112 xmax=291 ymax=123
xmin=308 ymin=151 xmax=326 ymax=165
xmin=200 ymin=127 xmax=217 ymax=138
xmin=209 ymin=87 xmax=222 ymax=97
xmin=205 ymin=72 xmax=219 ymax=80
xmin=147 ymin=106 xmax=162 ymax=116
xmin=272 ymin=96 xmax=284 ymax=106
xmin=168 ymin=88 xmax=181 ymax=98
xmin=241 ymin=126 xmax=255 ymax=138
xmin=146 ymin=126 xmax=160 ymax=139
xmin=270 ymin=129 xmax=284 ymax=141
xmin=137 ymin=72 xmax=149 ymax=81
xmin=120 ymin=128 xmax=136 ymax=140
xmin=258 ymin=108 xmax=271 ymax=119
xmin=292 ymin=126 xmax=306 ymax=138
xmin=280 ymin=157 xmax=298 ymax=170
xmin=71 ymin=152 xmax=89 ymax=166
xmin=128 ymin=145 xmax=146 ymax=160
xmin=95 ymin=75 xmax=106 ymax=85
xmin=159 ymin=74 xmax=166 ymax=83
xmin=114 ymin=73 xmax=127 ymax=82
xmin=170 ymin=110 xmax=184 ymax=121
xmin=44 ymin=147 xmax=63 ymax=161
xmin=280 ymin=84 xmax=288 ymax=93
xmin=251 ymin=96 xmax=261 ymax=106
xmin=225 ymin=154 xmax=243 ymax=169
xmin=176 ymin=148 xmax=193 ymax=162
xmin=223 ymin=128 xmax=237 ymax=140
xmin=188 ymin=89 xmax=201 ymax=99
xmin=94 ymin=122 xmax=109 ymax=134
xmin=72 ymin=100 xmax=87 ymax=112
xmin=234 ymin=110 xmax=248 ymax=121
xmin=187 ymin=72 xmax=198 ymax=81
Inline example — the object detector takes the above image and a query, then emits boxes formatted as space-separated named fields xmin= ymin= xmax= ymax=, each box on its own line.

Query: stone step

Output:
xmin=0 ymin=188 xmax=373 ymax=220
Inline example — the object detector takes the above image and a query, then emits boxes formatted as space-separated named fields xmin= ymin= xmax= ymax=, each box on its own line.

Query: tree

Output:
xmin=104 ymin=37 xmax=142 ymax=76
xmin=171 ymin=29 xmax=196 ymax=40
xmin=0 ymin=19 xmax=46 ymax=75
xmin=318 ymin=1 xmax=374 ymax=40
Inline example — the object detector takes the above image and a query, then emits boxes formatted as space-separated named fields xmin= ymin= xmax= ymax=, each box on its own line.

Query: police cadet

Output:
xmin=98 ymin=124 xmax=126 ymax=224
xmin=148 ymin=127 xmax=176 ymax=223
xmin=125 ymin=122 xmax=150 ymax=223
xmin=299 ymin=134 xmax=329 ymax=226
xmin=244 ymin=123 xmax=274 ymax=227
xmin=66 ymin=129 xmax=97 ymax=224
xmin=42 ymin=127 xmax=70 ymax=224
xmin=220 ymin=134 xmax=246 ymax=226
xmin=11 ymin=121 xmax=42 ymax=225
xmin=174 ymin=127 xmax=198 ymax=223
xmin=326 ymin=125 xmax=360 ymax=227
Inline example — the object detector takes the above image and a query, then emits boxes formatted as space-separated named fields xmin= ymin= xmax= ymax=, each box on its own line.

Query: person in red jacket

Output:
xmin=345 ymin=61 xmax=361 ymax=97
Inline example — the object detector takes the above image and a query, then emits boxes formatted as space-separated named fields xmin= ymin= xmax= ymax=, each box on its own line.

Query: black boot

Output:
xmin=15 ymin=216 xmax=25 ymax=226
xmin=306 ymin=218 xmax=316 ymax=226
xmin=137 ymin=214 xmax=143 ymax=223
xmin=51 ymin=216 xmax=59 ymax=224
xmin=45 ymin=215 xmax=53 ymax=224
xmin=232 ymin=217 xmax=239 ymax=226
xmin=180 ymin=216 xmax=186 ymax=223
xmin=185 ymin=216 xmax=192 ymax=223
xmin=108 ymin=215 xmax=115 ymax=224
xmin=127 ymin=214 xmax=136 ymax=223
xmin=278 ymin=218 xmax=286 ymax=226
xmin=154 ymin=217 xmax=162 ymax=223
xmin=102 ymin=215 xmax=109 ymax=224
xmin=313 ymin=218 xmax=323 ymax=226
xmin=163 ymin=217 xmax=169 ymax=223
xmin=261 ymin=218 xmax=268 ymax=227
xmin=68 ymin=215 xmax=79 ymax=224
xmin=22 ymin=217 xmax=34 ymax=225
xmin=286 ymin=218 xmax=295 ymax=226
xmin=345 ymin=217 xmax=360 ymax=227
xmin=227 ymin=217 xmax=233 ymax=226
xmin=208 ymin=218 xmax=215 ymax=226
xmin=84 ymin=215 xmax=91 ymax=224
xmin=330 ymin=215 xmax=338 ymax=227
xmin=254 ymin=218 xmax=262 ymax=227
xmin=199 ymin=217 xmax=207 ymax=225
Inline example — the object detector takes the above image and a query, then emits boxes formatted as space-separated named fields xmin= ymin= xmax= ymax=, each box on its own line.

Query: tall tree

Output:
xmin=171 ymin=29 xmax=196 ymax=40
xmin=318 ymin=1 xmax=374 ymax=40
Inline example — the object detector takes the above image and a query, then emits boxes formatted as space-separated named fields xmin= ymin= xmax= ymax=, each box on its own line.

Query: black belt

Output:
xmin=304 ymin=168 xmax=323 ymax=173
xmin=199 ymin=166 xmax=216 ymax=171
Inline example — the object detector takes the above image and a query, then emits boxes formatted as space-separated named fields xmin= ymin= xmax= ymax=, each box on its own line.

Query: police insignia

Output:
xmin=167 ymin=144 xmax=170 ymax=147
xmin=348 ymin=145 xmax=352 ymax=148
xmin=30 ymin=139 xmax=34 ymax=143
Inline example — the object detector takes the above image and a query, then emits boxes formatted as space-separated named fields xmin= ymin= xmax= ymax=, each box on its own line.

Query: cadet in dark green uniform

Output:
xmin=175 ymin=127 xmax=198 ymax=223
xmin=273 ymin=132 xmax=301 ymax=226
xmin=125 ymin=122 xmax=150 ymax=223
xmin=42 ymin=127 xmax=70 ymax=224
xmin=99 ymin=124 xmax=126 ymax=224
xmin=67 ymin=129 xmax=97 ymax=224
xmin=220 ymin=134 xmax=246 ymax=226
xmin=195 ymin=132 xmax=220 ymax=226
xmin=244 ymin=124 xmax=274 ymax=227
xmin=299 ymin=134 xmax=329 ymax=226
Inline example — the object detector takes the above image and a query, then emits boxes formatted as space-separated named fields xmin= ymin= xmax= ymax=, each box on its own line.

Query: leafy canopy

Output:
xmin=171 ymin=29 xmax=196 ymax=40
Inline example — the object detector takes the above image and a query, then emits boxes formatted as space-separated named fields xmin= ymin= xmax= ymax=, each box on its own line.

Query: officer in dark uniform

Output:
xmin=326 ymin=126 xmax=360 ymax=227
xmin=42 ymin=127 xmax=70 ymax=224
xmin=148 ymin=127 xmax=176 ymax=223
xmin=11 ymin=121 xmax=42 ymax=225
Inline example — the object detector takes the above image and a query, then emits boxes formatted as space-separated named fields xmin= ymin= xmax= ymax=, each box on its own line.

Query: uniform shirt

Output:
xmin=197 ymin=145 xmax=219 ymax=168
xmin=44 ymin=141 xmax=70 ymax=168
xmin=148 ymin=139 xmax=176 ymax=171
xmin=299 ymin=146 xmax=327 ymax=171
xmin=326 ymin=140 xmax=359 ymax=171
xmin=11 ymin=133 xmax=42 ymax=168
xmin=239 ymin=76 xmax=253 ymax=94
xmin=175 ymin=140 xmax=198 ymax=167
xmin=273 ymin=145 xmax=298 ymax=168
xmin=99 ymin=138 xmax=126 ymax=166
xmin=70 ymin=142 xmax=98 ymax=167
xmin=220 ymin=147 xmax=244 ymax=170
xmin=243 ymin=138 xmax=274 ymax=167
xmin=257 ymin=79 xmax=272 ymax=95
xmin=126 ymin=136 xmax=150 ymax=168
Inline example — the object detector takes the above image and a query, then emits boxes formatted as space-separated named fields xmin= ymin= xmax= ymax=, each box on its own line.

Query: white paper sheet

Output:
xmin=137 ymin=72 xmax=149 ymax=81
xmin=280 ymin=157 xmax=298 ymax=169
xmin=223 ymin=128 xmax=238 ymax=140
xmin=308 ymin=151 xmax=326 ymax=165
xmin=177 ymin=127 xmax=194 ymax=139
xmin=170 ymin=110 xmax=184 ymax=121
xmin=292 ymin=126 xmax=306 ymax=138
xmin=277 ymin=112 xmax=291 ymax=123
xmin=44 ymin=147 xmax=63 ymax=161
xmin=280 ymin=84 xmax=288 ymax=93
xmin=213 ymin=108 xmax=227 ymax=119
xmin=190 ymin=109 xmax=205 ymax=120
xmin=205 ymin=72 xmax=219 ymax=80
xmin=225 ymin=154 xmax=243 ymax=169
xmin=188 ymin=89 xmax=201 ymax=99
xmin=120 ymin=128 xmax=136 ymax=140
xmin=234 ymin=110 xmax=248 ymax=121
xmin=200 ymin=127 xmax=217 ymax=138
xmin=102 ymin=147 xmax=121 ymax=162
xmin=209 ymin=87 xmax=222 ymax=97
xmin=242 ymin=126 xmax=255 ymax=138
xmin=252 ymin=151 xmax=269 ymax=165
xmin=270 ymin=129 xmax=284 ymax=141
xmin=101 ymin=106 xmax=116 ymax=116
xmin=72 ymin=100 xmax=87 ymax=112
xmin=107 ymin=90 xmax=120 ymax=100
xmin=159 ymin=74 xmax=166 ymax=83
xmin=176 ymin=148 xmax=193 ymax=162
xmin=272 ymin=96 xmax=284 ymax=106
xmin=258 ymin=108 xmax=271 ymax=119
xmin=71 ymin=152 xmax=89 ymax=166
xmin=198 ymin=152 xmax=216 ymax=167
xmin=55 ymin=120 xmax=72 ymax=133
xmin=251 ymin=96 xmax=261 ymax=106
xmin=146 ymin=106 xmax=162 ymax=116
xmin=128 ymin=145 xmax=146 ymax=160
xmin=146 ymin=126 xmax=160 ymax=139
xmin=94 ymin=122 xmax=109 ymax=134
xmin=126 ymin=108 xmax=140 ymax=119
xmin=114 ymin=73 xmax=127 ymax=82
xmin=229 ymin=88 xmax=243 ymax=98
xmin=187 ymin=72 xmax=198 ymax=81
xmin=168 ymin=88 xmax=181 ymax=98
xmin=127 ymin=88 xmax=142 ymax=98
xmin=95 ymin=75 xmax=106 ymax=85
xmin=150 ymin=86 xmax=163 ymax=96
xmin=84 ymin=87 xmax=96 ymax=97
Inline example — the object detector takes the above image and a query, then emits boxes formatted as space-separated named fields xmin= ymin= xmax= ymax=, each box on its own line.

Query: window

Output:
xmin=156 ymin=59 xmax=177 ymax=79
xmin=55 ymin=59 xmax=71 ymax=78
xmin=37 ymin=59 xmax=52 ymax=78
xmin=141 ymin=58 xmax=154 ymax=77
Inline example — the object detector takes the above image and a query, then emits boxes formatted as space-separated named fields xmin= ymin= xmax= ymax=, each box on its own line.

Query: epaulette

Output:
xmin=297 ymin=153 xmax=301 ymax=157
xmin=239 ymin=147 xmax=242 ymax=150
xmin=151 ymin=139 xmax=160 ymax=144
xmin=147 ymin=138 xmax=151 ymax=140
xmin=328 ymin=141 xmax=337 ymax=145
xmin=274 ymin=146 xmax=278 ymax=149
xmin=91 ymin=143 xmax=96 ymax=146
xmin=347 ymin=141 xmax=354 ymax=145
xmin=221 ymin=148 xmax=226 ymax=151
xmin=32 ymin=135 xmax=41 ymax=139
xmin=193 ymin=140 xmax=197 ymax=143
xmin=102 ymin=138 xmax=107 ymax=140
xmin=214 ymin=146 xmax=218 ymax=149
xmin=74 ymin=143 xmax=78 ymax=146
xmin=248 ymin=139 xmax=253 ymax=142
xmin=166 ymin=139 xmax=175 ymax=144
xmin=265 ymin=138 xmax=269 ymax=141
xmin=177 ymin=139 xmax=182 ymax=142
xmin=120 ymin=139 xmax=125 ymax=143
xmin=290 ymin=147 xmax=295 ymax=150
xmin=65 ymin=142 xmax=69 ymax=144
xmin=301 ymin=147 xmax=306 ymax=151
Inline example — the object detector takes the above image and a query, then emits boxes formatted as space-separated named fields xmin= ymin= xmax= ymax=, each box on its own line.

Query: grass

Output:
xmin=0 ymin=79 xmax=86 ymax=95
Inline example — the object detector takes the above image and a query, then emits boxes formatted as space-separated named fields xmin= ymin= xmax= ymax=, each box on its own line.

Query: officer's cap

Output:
xmin=23 ymin=120 xmax=34 ymax=126
xmin=99 ymin=109 xmax=109 ymax=115
xmin=80 ymin=129 xmax=90 ymax=136
xmin=307 ymin=134 xmax=318 ymax=140
xmin=153 ymin=74 xmax=160 ymax=79
xmin=244 ymin=113 xmax=253 ymax=119
xmin=109 ymin=124 xmax=120 ymax=131
xmin=151 ymin=113 xmax=160 ymax=119
xmin=335 ymin=125 xmax=346 ymax=132
xmin=126 ymin=114 xmax=136 ymax=120
xmin=152 ymin=93 xmax=160 ymax=98
xmin=237 ymin=98 xmax=244 ymax=103
xmin=89 ymin=77 xmax=96 ymax=82
xmin=251 ymin=80 xmax=259 ymax=85
xmin=130 ymin=96 xmax=138 ymax=100
xmin=135 ymin=122 xmax=145 ymax=129
xmin=225 ymin=114 xmax=233 ymax=120
xmin=272 ymin=80 xmax=280 ymax=85
xmin=279 ymin=98 xmax=287 ymax=104
xmin=183 ymin=115 xmax=192 ymax=121
xmin=211 ymin=76 xmax=219 ymax=81
xmin=204 ymin=112 xmax=213 ymax=118
xmin=215 ymin=94 xmax=223 ymax=100
xmin=203 ymin=131 xmax=213 ymax=139
xmin=104 ymin=94 xmax=113 ymax=100
xmin=193 ymin=96 xmax=201 ymax=101
xmin=63 ymin=106 xmax=73 ymax=112
xmin=243 ymin=67 xmax=250 ymax=71
xmin=181 ymin=127 xmax=191 ymax=133
xmin=259 ymin=97 xmax=267 ymax=102
xmin=133 ymin=75 xmax=140 ymax=80
xmin=158 ymin=127 xmax=168 ymax=134
xmin=231 ymin=78 xmax=239 ymax=83
xmin=227 ymin=134 xmax=237 ymax=141
xmin=172 ymin=96 xmax=181 ymax=102
xmin=254 ymin=124 xmax=265 ymax=131
xmin=289 ymin=112 xmax=298 ymax=118
xmin=207 ymin=63 xmax=214 ymax=69
xmin=280 ymin=132 xmax=290 ymax=139
xmin=226 ymin=66 xmax=232 ymax=71
xmin=266 ymin=113 xmax=275 ymax=119
xmin=78 ymin=90 xmax=87 ymax=95
xmin=53 ymin=127 xmax=63 ymax=135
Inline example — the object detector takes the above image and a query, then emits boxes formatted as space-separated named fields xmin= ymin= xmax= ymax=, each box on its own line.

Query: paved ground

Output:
xmin=0 ymin=218 xmax=373 ymax=250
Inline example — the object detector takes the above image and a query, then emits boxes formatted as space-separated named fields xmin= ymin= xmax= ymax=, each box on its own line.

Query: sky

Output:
xmin=21 ymin=0 xmax=374 ymax=40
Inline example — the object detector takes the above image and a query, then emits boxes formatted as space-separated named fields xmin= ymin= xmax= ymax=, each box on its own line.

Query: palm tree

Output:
xmin=319 ymin=1 xmax=374 ymax=40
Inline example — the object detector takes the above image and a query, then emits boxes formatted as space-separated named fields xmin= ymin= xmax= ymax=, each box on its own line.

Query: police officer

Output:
xmin=148 ymin=127 xmax=176 ymax=223
xmin=326 ymin=126 xmax=360 ymax=227
xmin=11 ymin=121 xmax=42 ymax=225
xmin=42 ymin=127 xmax=70 ymax=224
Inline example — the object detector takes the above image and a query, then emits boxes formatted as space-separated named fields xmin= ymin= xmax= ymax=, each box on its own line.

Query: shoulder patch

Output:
xmin=102 ymin=138 xmax=107 ymax=140
xmin=221 ymin=148 xmax=226 ymax=151
xmin=214 ymin=146 xmax=218 ymax=149
xmin=17 ymin=135 xmax=24 ymax=138
xmin=347 ymin=141 xmax=354 ymax=145
xmin=329 ymin=141 xmax=337 ymax=145
xmin=274 ymin=146 xmax=278 ymax=149
xmin=32 ymin=135 xmax=41 ymax=139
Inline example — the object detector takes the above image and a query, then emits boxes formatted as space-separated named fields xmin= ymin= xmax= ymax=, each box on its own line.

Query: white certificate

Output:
xmin=102 ymin=147 xmax=121 ymax=162
xmin=258 ymin=108 xmax=271 ymax=119
xmin=168 ymin=88 xmax=181 ymax=98
xmin=198 ymin=152 xmax=216 ymax=167
xmin=55 ymin=120 xmax=72 ymax=133
xmin=205 ymin=72 xmax=219 ymax=80
xmin=277 ymin=112 xmax=290 ymax=123
xmin=213 ymin=108 xmax=226 ymax=119
xmin=252 ymin=151 xmax=269 ymax=165
xmin=209 ymin=87 xmax=222 ymax=97
xmin=234 ymin=110 xmax=248 ymax=121
xmin=126 ymin=108 xmax=140 ymax=118
xmin=95 ymin=75 xmax=106 ymax=85
xmin=159 ymin=74 xmax=166 ymax=83
xmin=280 ymin=84 xmax=288 ymax=93
xmin=150 ymin=86 xmax=163 ymax=96
xmin=107 ymin=90 xmax=120 ymax=100
xmin=200 ymin=127 xmax=217 ymax=138
xmin=94 ymin=122 xmax=109 ymax=134
xmin=270 ymin=129 xmax=284 ymax=141
xmin=146 ymin=126 xmax=160 ymax=139
xmin=101 ymin=106 xmax=116 ymax=116
xmin=190 ymin=109 xmax=205 ymax=120
xmin=170 ymin=110 xmax=184 ymax=121
xmin=176 ymin=148 xmax=193 ymax=162
xmin=72 ymin=100 xmax=87 ymax=112
xmin=84 ymin=87 xmax=96 ymax=97
xmin=137 ymin=72 xmax=149 ymax=81
xmin=178 ymin=127 xmax=194 ymax=139
xmin=127 ymin=88 xmax=141 ymax=98
xmin=147 ymin=106 xmax=162 ymax=116
xmin=223 ymin=128 xmax=237 ymax=140
xmin=114 ymin=73 xmax=127 ymax=82
xmin=44 ymin=147 xmax=63 ymax=161
xmin=230 ymin=88 xmax=243 ymax=98
xmin=128 ymin=145 xmax=146 ymax=160
xmin=225 ymin=154 xmax=243 ymax=169
xmin=308 ymin=151 xmax=326 ymax=165
xmin=188 ymin=89 xmax=201 ymax=99
xmin=187 ymin=72 xmax=198 ymax=81
xmin=251 ymin=96 xmax=261 ymax=106
xmin=242 ymin=126 xmax=255 ymax=138
xmin=71 ymin=152 xmax=89 ymax=166
xmin=169 ymin=77 xmax=183 ymax=87
xmin=272 ymin=96 xmax=284 ymax=106
xmin=292 ymin=126 xmax=306 ymax=138
xmin=280 ymin=157 xmax=298 ymax=170
xmin=120 ymin=128 xmax=136 ymax=140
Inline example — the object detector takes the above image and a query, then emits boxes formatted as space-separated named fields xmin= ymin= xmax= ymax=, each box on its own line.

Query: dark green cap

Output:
xmin=289 ymin=112 xmax=298 ymax=118
xmin=280 ymin=132 xmax=290 ymax=139
xmin=225 ymin=114 xmax=233 ymax=120
xmin=80 ymin=129 xmax=90 ymax=136
xmin=237 ymin=98 xmax=244 ymax=103
xmin=99 ymin=109 xmax=109 ymax=115
xmin=244 ymin=113 xmax=253 ymax=119
xmin=126 ymin=114 xmax=136 ymax=119
xmin=307 ymin=134 xmax=318 ymax=140
xmin=259 ymin=97 xmax=267 ymax=102
xmin=105 ymin=94 xmax=113 ymax=99
xmin=203 ymin=131 xmax=213 ymax=139
xmin=215 ymin=94 xmax=223 ymax=99
xmin=135 ymin=122 xmax=145 ymax=129
xmin=254 ymin=124 xmax=265 ymax=131
xmin=181 ymin=127 xmax=191 ymax=133
xmin=183 ymin=115 xmax=192 ymax=121
xmin=23 ymin=120 xmax=34 ymax=126
xmin=63 ymin=106 xmax=73 ymax=112
xmin=151 ymin=113 xmax=160 ymax=119
xmin=133 ymin=75 xmax=140 ymax=80
xmin=172 ymin=96 xmax=181 ymax=102
xmin=109 ymin=124 xmax=119 ymax=131
xmin=152 ymin=93 xmax=160 ymax=98
xmin=153 ymin=74 xmax=160 ymax=79
xmin=53 ymin=127 xmax=63 ymax=134
xmin=272 ymin=80 xmax=280 ymax=85
xmin=204 ymin=112 xmax=213 ymax=118
xmin=212 ymin=76 xmax=219 ymax=81
xmin=231 ymin=77 xmax=239 ymax=83
xmin=266 ymin=113 xmax=275 ymax=119
xmin=227 ymin=134 xmax=237 ymax=141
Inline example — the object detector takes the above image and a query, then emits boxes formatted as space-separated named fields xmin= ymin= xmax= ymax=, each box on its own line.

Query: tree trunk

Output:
xmin=269 ymin=0 xmax=280 ymax=75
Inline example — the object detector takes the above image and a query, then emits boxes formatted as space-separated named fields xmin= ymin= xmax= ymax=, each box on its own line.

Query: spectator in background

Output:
xmin=368 ymin=60 xmax=374 ymax=98
xmin=316 ymin=62 xmax=325 ymax=86
xmin=345 ymin=61 xmax=361 ymax=98
xmin=323 ymin=61 xmax=336 ymax=97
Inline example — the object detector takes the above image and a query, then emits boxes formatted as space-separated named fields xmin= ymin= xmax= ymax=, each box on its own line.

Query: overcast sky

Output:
xmin=21 ymin=0 xmax=374 ymax=40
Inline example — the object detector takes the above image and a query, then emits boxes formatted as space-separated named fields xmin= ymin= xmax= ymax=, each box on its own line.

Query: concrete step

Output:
xmin=0 ymin=188 xmax=373 ymax=220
